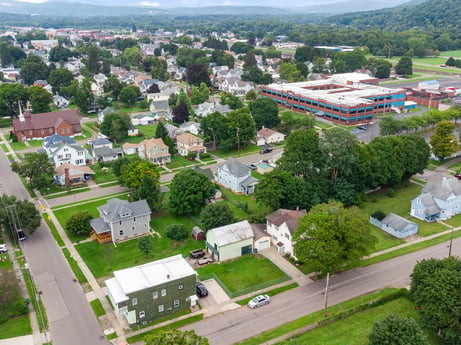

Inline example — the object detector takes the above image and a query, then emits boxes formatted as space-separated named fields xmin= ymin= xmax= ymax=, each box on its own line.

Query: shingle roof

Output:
xmin=98 ymin=198 xmax=151 ymax=223
xmin=382 ymin=213 xmax=416 ymax=232
xmin=218 ymin=158 xmax=249 ymax=178
xmin=89 ymin=137 xmax=111 ymax=147
xmin=210 ymin=220 xmax=254 ymax=246
xmin=176 ymin=132 xmax=203 ymax=145
xmin=55 ymin=163 xmax=95 ymax=175
xmin=266 ymin=208 xmax=307 ymax=235
xmin=141 ymin=137 xmax=168 ymax=152
xmin=422 ymin=177 xmax=461 ymax=200
xmin=93 ymin=147 xmax=122 ymax=158
xmin=13 ymin=109 xmax=81 ymax=132
xmin=43 ymin=134 xmax=76 ymax=148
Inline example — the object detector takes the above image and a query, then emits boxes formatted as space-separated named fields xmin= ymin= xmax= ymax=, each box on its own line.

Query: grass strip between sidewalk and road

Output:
xmin=61 ymin=248 xmax=88 ymax=284
xmin=90 ymin=298 xmax=106 ymax=317
xmin=42 ymin=212 xmax=65 ymax=247
xmin=126 ymin=314 xmax=204 ymax=344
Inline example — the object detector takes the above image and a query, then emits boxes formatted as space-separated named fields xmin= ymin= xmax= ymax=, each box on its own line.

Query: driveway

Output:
xmin=260 ymin=247 xmax=313 ymax=286
xmin=199 ymin=279 xmax=240 ymax=317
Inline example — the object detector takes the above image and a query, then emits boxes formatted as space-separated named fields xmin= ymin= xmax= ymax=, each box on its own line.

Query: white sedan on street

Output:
xmin=248 ymin=294 xmax=270 ymax=309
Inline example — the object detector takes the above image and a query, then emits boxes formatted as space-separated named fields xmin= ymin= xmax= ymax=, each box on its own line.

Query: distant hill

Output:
xmin=325 ymin=0 xmax=460 ymax=30
xmin=0 ymin=0 xmax=412 ymax=18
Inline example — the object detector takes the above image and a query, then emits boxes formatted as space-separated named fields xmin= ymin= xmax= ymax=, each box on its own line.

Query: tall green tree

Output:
xmin=0 ymin=83 xmax=28 ymax=118
xmin=20 ymin=55 xmax=49 ymax=85
xmin=74 ymin=78 xmax=94 ymax=113
xmin=200 ymin=203 xmax=234 ymax=231
xmin=169 ymin=169 xmax=215 ymax=215
xmin=249 ymin=98 xmax=280 ymax=130
xmin=121 ymin=160 xmax=159 ymax=189
xmin=100 ymin=111 xmax=130 ymax=143
xmin=0 ymin=194 xmax=41 ymax=236
xmin=66 ymin=211 xmax=92 ymax=236
xmin=119 ymin=85 xmax=141 ymax=107
xmin=430 ymin=120 xmax=458 ymax=161
xmin=27 ymin=86 xmax=52 ymax=113
xmin=278 ymin=129 xmax=325 ymax=178
xmin=172 ymin=101 xmax=190 ymax=125
xmin=132 ymin=174 xmax=162 ymax=212
xmin=410 ymin=257 xmax=461 ymax=345
xmin=368 ymin=314 xmax=430 ymax=345
xmin=395 ymin=56 xmax=413 ymax=76
xmin=138 ymin=237 xmax=152 ymax=256
xmin=11 ymin=152 xmax=53 ymax=190
xmin=294 ymin=200 xmax=377 ymax=274
xmin=185 ymin=64 xmax=210 ymax=87
xmin=49 ymin=45 xmax=74 ymax=63
xmin=154 ymin=121 xmax=169 ymax=139
xmin=226 ymin=108 xmax=256 ymax=150
xmin=49 ymin=68 xmax=74 ymax=94
xmin=86 ymin=45 xmax=100 ymax=75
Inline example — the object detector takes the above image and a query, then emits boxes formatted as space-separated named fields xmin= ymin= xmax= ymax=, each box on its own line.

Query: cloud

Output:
xmin=14 ymin=0 xmax=48 ymax=3
xmin=0 ymin=2 xmax=12 ymax=5
xmin=222 ymin=0 xmax=232 ymax=4
xmin=140 ymin=1 xmax=159 ymax=6
xmin=179 ymin=0 xmax=198 ymax=5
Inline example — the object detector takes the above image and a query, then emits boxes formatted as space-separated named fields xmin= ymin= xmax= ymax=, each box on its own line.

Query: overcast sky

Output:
xmin=6 ymin=0 xmax=352 ymax=8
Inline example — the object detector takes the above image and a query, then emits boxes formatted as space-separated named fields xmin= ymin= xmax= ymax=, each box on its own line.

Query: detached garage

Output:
xmin=206 ymin=220 xmax=254 ymax=262
xmin=251 ymin=223 xmax=271 ymax=252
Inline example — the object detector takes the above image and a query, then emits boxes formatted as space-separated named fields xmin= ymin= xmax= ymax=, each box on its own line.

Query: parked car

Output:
xmin=17 ymin=229 xmax=26 ymax=241
xmin=196 ymin=257 xmax=213 ymax=265
xmin=260 ymin=147 xmax=273 ymax=154
xmin=455 ymin=173 xmax=461 ymax=180
xmin=357 ymin=125 xmax=367 ymax=131
xmin=0 ymin=244 xmax=7 ymax=253
xmin=190 ymin=249 xmax=205 ymax=259
xmin=248 ymin=294 xmax=270 ymax=308
xmin=246 ymin=163 xmax=257 ymax=170
xmin=196 ymin=282 xmax=208 ymax=297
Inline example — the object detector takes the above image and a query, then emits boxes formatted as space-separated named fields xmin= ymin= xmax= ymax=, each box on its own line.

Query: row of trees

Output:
xmin=256 ymin=129 xmax=430 ymax=211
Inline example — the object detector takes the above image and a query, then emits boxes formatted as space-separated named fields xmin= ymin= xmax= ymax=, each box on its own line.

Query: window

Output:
xmin=49 ymin=128 xmax=53 ymax=133
xmin=158 ymin=305 xmax=164 ymax=312
xmin=139 ymin=311 xmax=145 ymax=318
xmin=178 ymin=284 xmax=184 ymax=290
xmin=119 ymin=230 xmax=124 ymax=236
xmin=132 ymin=297 xmax=137 ymax=306
xmin=119 ymin=221 xmax=122 ymax=225
xmin=133 ymin=217 xmax=136 ymax=222
xmin=152 ymin=291 xmax=158 ymax=299
xmin=29 ymin=130 xmax=33 ymax=135
xmin=132 ymin=226 xmax=135 ymax=230
xmin=66 ymin=128 xmax=70 ymax=133
xmin=40 ymin=129 xmax=44 ymax=134
xmin=285 ymin=233 xmax=290 ymax=240
xmin=174 ymin=300 xmax=179 ymax=308
xmin=61 ymin=129 xmax=65 ymax=134
xmin=161 ymin=289 xmax=166 ymax=297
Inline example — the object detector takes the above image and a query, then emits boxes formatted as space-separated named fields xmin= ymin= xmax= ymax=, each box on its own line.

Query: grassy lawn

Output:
xmin=315 ymin=121 xmax=334 ymax=130
xmin=92 ymin=164 xmax=118 ymax=184
xmin=211 ymin=144 xmax=261 ymax=159
xmin=54 ymin=197 xmax=128 ymax=242
xmin=27 ymin=140 xmax=43 ymax=147
xmin=76 ymin=209 xmax=202 ymax=279
xmin=276 ymin=297 xmax=438 ymax=345
xmin=443 ymin=214 xmax=461 ymax=227
xmin=62 ymin=248 xmax=88 ymax=284
xmin=411 ymin=56 xmax=448 ymax=65
xmin=1 ymin=143 xmax=8 ymax=152
xmin=10 ymin=141 xmax=27 ymax=151
xmin=166 ymin=156 xmax=194 ymax=169
xmin=197 ymin=255 xmax=289 ymax=297
xmin=42 ymin=212 xmax=65 ymax=247
xmin=136 ymin=124 xmax=158 ymax=138
xmin=447 ymin=160 xmax=461 ymax=172
xmin=0 ymin=116 xmax=12 ymax=128
xmin=90 ymin=299 xmax=106 ymax=317
xmin=119 ymin=135 xmax=144 ymax=145
xmin=236 ymin=288 xmax=402 ymax=345
xmin=0 ymin=315 xmax=31 ymax=339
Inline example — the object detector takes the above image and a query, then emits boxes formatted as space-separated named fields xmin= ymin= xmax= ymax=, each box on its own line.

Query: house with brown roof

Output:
xmin=265 ymin=208 xmax=307 ymax=255
xmin=175 ymin=132 xmax=206 ymax=157
xmin=138 ymin=138 xmax=171 ymax=165
xmin=13 ymin=109 xmax=81 ymax=142
xmin=54 ymin=163 xmax=95 ymax=186
xmin=256 ymin=127 xmax=286 ymax=146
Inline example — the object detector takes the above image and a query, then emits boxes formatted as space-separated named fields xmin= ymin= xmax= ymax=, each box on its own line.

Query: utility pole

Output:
xmin=210 ymin=127 xmax=216 ymax=151
xmin=448 ymin=226 xmax=455 ymax=258
xmin=323 ymin=272 xmax=330 ymax=318
xmin=236 ymin=127 xmax=240 ymax=156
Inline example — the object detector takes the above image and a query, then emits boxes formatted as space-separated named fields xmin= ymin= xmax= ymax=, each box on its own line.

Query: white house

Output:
xmin=179 ymin=122 xmax=201 ymax=136
xmin=256 ymin=127 xmax=286 ymax=146
xmin=46 ymin=142 xmax=90 ymax=167
xmin=265 ymin=208 xmax=307 ymax=255
xmin=175 ymin=132 xmax=206 ymax=157
xmin=215 ymin=158 xmax=258 ymax=194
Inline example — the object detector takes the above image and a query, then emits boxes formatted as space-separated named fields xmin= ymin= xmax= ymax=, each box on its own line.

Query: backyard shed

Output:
xmin=192 ymin=226 xmax=204 ymax=241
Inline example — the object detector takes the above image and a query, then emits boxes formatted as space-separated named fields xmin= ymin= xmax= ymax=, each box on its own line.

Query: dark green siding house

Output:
xmin=105 ymin=254 xmax=197 ymax=325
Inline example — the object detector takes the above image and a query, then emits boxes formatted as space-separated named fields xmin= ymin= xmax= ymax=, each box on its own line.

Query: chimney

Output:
xmin=64 ymin=168 xmax=70 ymax=186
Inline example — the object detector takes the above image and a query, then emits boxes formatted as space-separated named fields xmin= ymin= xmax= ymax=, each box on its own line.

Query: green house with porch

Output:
xmin=105 ymin=255 xmax=197 ymax=325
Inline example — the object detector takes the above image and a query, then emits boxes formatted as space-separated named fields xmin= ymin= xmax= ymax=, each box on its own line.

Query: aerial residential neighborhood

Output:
xmin=0 ymin=1 xmax=461 ymax=345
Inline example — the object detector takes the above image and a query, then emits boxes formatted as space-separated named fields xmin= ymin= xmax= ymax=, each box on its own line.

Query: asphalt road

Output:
xmin=0 ymin=151 xmax=110 ymax=345
xmin=182 ymin=237 xmax=461 ymax=345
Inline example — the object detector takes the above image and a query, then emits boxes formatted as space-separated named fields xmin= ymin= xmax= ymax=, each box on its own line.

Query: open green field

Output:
xmin=91 ymin=164 xmax=118 ymax=184
xmin=197 ymin=255 xmax=289 ymax=296
xmin=212 ymin=144 xmax=261 ymax=159
xmin=276 ymin=297 xmax=438 ymax=345
xmin=0 ymin=315 xmax=31 ymax=340
xmin=10 ymin=142 xmax=27 ymax=151
xmin=440 ymin=50 xmax=461 ymax=58
xmin=136 ymin=124 xmax=158 ymax=138
xmin=166 ymin=156 xmax=194 ymax=169
xmin=411 ymin=56 xmax=449 ymax=66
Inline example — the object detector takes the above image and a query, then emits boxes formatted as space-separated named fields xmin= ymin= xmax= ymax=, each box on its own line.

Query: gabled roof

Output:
xmin=98 ymin=198 xmax=151 ymax=223
xmin=89 ymin=137 xmax=111 ymax=147
xmin=176 ymin=132 xmax=203 ymax=145
xmin=13 ymin=109 xmax=81 ymax=132
xmin=422 ymin=177 xmax=461 ymax=200
xmin=93 ymin=147 xmax=122 ymax=158
xmin=218 ymin=158 xmax=249 ymax=178
xmin=257 ymin=127 xmax=283 ymax=138
xmin=140 ymin=137 xmax=168 ymax=152
xmin=381 ymin=213 xmax=417 ymax=232
xmin=55 ymin=163 xmax=95 ymax=175
xmin=209 ymin=220 xmax=254 ymax=246
xmin=266 ymin=208 xmax=307 ymax=235
xmin=43 ymin=134 xmax=76 ymax=148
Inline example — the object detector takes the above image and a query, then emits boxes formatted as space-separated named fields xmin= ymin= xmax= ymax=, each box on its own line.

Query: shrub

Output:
xmin=66 ymin=211 xmax=92 ymax=236
xmin=387 ymin=188 xmax=396 ymax=197
xmin=199 ymin=152 xmax=210 ymax=159
xmin=165 ymin=224 xmax=188 ymax=241
xmin=186 ymin=152 xmax=197 ymax=160
xmin=371 ymin=210 xmax=386 ymax=221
